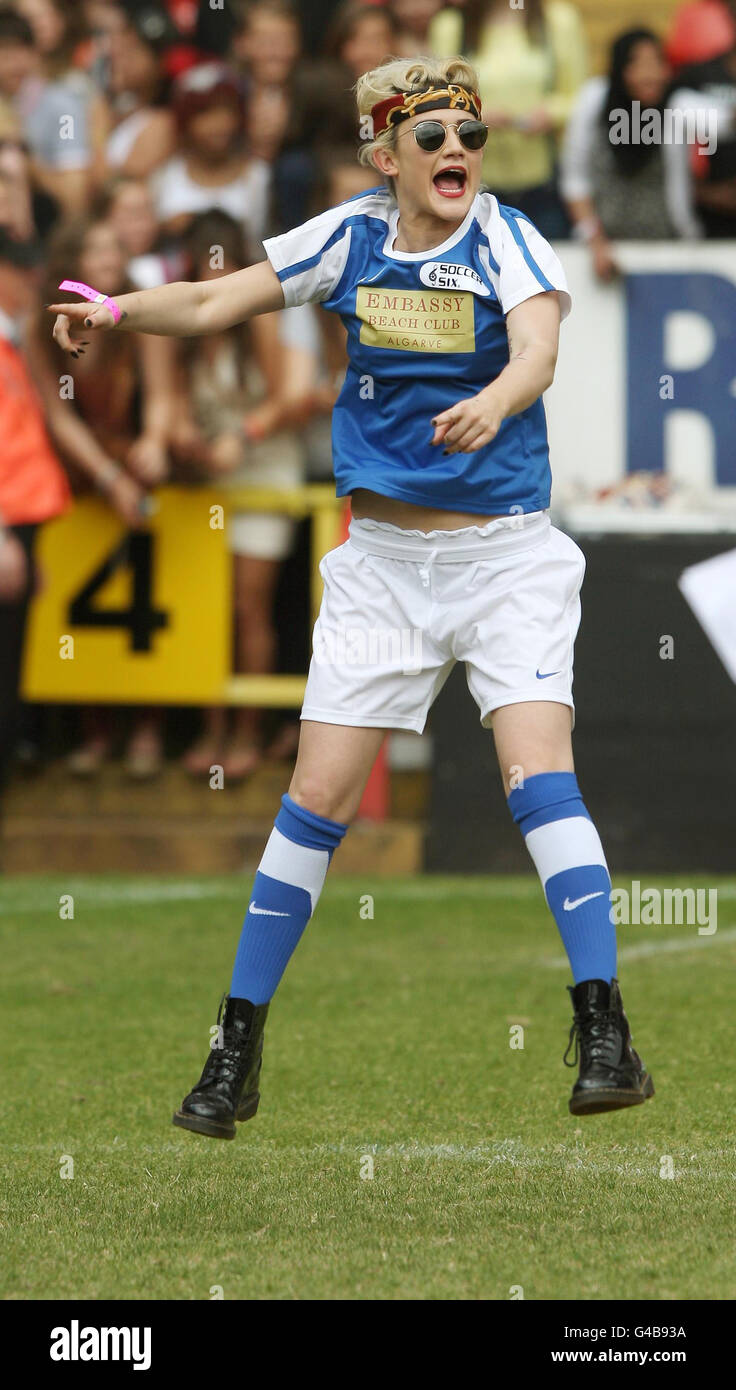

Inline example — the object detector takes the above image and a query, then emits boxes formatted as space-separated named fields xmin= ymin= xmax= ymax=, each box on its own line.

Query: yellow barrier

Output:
xmin=222 ymin=484 xmax=342 ymax=629
xmin=220 ymin=483 xmax=343 ymax=708
xmin=21 ymin=484 xmax=344 ymax=707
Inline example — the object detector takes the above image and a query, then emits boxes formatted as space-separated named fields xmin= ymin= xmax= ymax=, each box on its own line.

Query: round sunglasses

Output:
xmin=397 ymin=118 xmax=488 ymax=153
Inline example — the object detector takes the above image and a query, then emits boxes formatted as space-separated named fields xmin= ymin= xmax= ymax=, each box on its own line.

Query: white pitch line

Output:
xmin=12 ymin=1142 xmax=735 ymax=1186
xmin=320 ymin=1140 xmax=526 ymax=1162
xmin=0 ymin=876 xmax=733 ymax=915
xmin=542 ymin=924 xmax=736 ymax=968
xmin=7 ymin=1137 xmax=731 ymax=1179
xmin=0 ymin=881 xmax=249 ymax=913
xmin=314 ymin=1143 xmax=733 ymax=1179
xmin=618 ymin=926 xmax=736 ymax=960
xmin=348 ymin=879 xmax=541 ymax=900
xmin=0 ymin=877 xmax=543 ymax=913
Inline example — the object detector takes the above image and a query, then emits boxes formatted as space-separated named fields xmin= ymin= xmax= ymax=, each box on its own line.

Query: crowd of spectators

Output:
xmin=1 ymin=0 xmax=735 ymax=784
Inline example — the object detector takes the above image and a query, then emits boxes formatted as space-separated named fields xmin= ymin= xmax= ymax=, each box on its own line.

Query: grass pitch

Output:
xmin=2 ymin=873 xmax=734 ymax=1301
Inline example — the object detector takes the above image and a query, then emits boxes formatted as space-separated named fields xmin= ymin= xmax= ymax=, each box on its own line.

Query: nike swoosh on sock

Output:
xmin=563 ymin=891 xmax=606 ymax=911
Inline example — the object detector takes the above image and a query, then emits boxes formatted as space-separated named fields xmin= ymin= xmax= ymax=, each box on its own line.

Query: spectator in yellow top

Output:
xmin=431 ymin=0 xmax=587 ymax=237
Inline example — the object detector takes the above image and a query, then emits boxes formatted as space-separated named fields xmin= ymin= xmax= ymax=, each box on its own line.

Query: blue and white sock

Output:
xmin=230 ymin=793 xmax=347 ymax=1004
xmin=507 ymin=772 xmax=616 ymax=984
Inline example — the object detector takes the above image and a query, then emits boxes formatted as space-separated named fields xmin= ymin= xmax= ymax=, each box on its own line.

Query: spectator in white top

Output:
xmin=103 ymin=2 xmax=177 ymax=179
xmin=561 ymin=28 xmax=734 ymax=280
xmin=152 ymin=61 xmax=271 ymax=249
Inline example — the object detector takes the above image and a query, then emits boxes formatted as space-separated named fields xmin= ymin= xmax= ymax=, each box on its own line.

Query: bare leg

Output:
xmin=181 ymin=707 xmax=227 ymax=775
xmin=66 ymin=707 xmax=111 ymax=776
xmin=491 ymin=700 xmax=574 ymax=794
xmin=491 ymin=704 xmax=653 ymax=1114
xmin=225 ymin=553 xmax=281 ymax=778
xmin=174 ymin=720 xmax=391 ymax=1138
xmin=289 ymin=720 xmax=387 ymax=823
xmin=124 ymin=708 xmax=164 ymax=778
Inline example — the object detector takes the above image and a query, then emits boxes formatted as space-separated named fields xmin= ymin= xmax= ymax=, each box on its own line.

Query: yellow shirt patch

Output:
xmin=356 ymin=286 xmax=476 ymax=353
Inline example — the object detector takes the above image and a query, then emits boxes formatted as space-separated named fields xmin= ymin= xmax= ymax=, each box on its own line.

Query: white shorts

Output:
xmin=301 ymin=512 xmax=586 ymax=734
xmin=229 ymin=511 xmax=296 ymax=560
xmin=225 ymin=444 xmax=303 ymax=560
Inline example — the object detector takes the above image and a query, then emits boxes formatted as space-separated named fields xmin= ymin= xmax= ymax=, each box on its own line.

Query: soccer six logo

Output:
xmin=419 ymin=261 xmax=491 ymax=296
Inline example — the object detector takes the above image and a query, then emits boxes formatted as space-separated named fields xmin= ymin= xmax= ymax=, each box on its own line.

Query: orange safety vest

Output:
xmin=0 ymin=334 xmax=70 ymax=525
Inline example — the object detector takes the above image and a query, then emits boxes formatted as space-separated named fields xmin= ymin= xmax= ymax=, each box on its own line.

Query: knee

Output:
xmin=288 ymin=778 xmax=355 ymax=826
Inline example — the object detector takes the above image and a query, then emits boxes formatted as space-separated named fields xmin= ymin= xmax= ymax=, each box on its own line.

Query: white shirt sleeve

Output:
xmin=263 ymin=203 xmax=355 ymax=308
xmin=670 ymin=84 xmax=735 ymax=140
xmin=483 ymin=199 xmax=572 ymax=320
xmin=664 ymin=140 xmax=702 ymax=239
xmin=559 ymin=76 xmax=607 ymax=203
xmin=663 ymin=85 xmax=736 ymax=239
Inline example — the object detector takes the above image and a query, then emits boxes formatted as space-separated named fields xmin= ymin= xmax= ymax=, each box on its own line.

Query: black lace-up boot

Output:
xmin=173 ymin=994 xmax=269 ymax=1140
xmin=564 ymin=979 xmax=654 ymax=1116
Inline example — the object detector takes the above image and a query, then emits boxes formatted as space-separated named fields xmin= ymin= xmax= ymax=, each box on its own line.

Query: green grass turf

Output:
xmin=1 ymin=873 xmax=734 ymax=1301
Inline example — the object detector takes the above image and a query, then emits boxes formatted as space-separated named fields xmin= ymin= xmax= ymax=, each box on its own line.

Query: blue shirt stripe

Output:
xmin=277 ymin=214 xmax=389 ymax=283
xmin=499 ymin=207 xmax=554 ymax=293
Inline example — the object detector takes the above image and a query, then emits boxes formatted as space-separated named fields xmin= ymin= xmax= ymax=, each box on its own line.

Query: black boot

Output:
xmin=173 ymin=994 xmax=269 ymax=1140
xmin=564 ymin=979 xmax=654 ymax=1116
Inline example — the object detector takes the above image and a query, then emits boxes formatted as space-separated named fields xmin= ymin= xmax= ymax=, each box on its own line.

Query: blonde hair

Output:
xmin=356 ymin=56 xmax=481 ymax=172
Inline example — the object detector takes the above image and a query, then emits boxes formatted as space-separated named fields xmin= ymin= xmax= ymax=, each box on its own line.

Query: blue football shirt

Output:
xmin=263 ymin=188 xmax=571 ymax=515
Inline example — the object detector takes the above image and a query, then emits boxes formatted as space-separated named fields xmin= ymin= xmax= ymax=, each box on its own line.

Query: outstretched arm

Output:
xmin=47 ymin=260 xmax=286 ymax=353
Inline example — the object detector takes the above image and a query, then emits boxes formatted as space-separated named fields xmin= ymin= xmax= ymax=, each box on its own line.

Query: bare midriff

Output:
xmin=350 ymin=488 xmax=503 ymax=533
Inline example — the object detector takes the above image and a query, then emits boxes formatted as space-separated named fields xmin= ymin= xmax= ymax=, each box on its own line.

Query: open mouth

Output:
xmin=433 ymin=167 xmax=467 ymax=199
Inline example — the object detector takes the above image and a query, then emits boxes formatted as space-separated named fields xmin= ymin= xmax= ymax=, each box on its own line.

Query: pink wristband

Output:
xmin=58 ymin=280 xmax=122 ymax=325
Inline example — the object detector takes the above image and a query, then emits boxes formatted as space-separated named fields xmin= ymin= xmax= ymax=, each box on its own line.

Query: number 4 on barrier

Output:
xmin=22 ymin=489 xmax=231 ymax=705
xmin=69 ymin=532 xmax=168 ymax=653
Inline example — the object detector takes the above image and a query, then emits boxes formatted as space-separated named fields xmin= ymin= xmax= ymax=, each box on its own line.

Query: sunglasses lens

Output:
xmin=459 ymin=121 xmax=488 ymax=150
xmin=412 ymin=120 xmax=488 ymax=151
xmin=413 ymin=121 xmax=446 ymax=152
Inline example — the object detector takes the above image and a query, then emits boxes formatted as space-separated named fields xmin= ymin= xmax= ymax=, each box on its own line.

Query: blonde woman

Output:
xmin=49 ymin=56 xmax=653 ymax=1139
